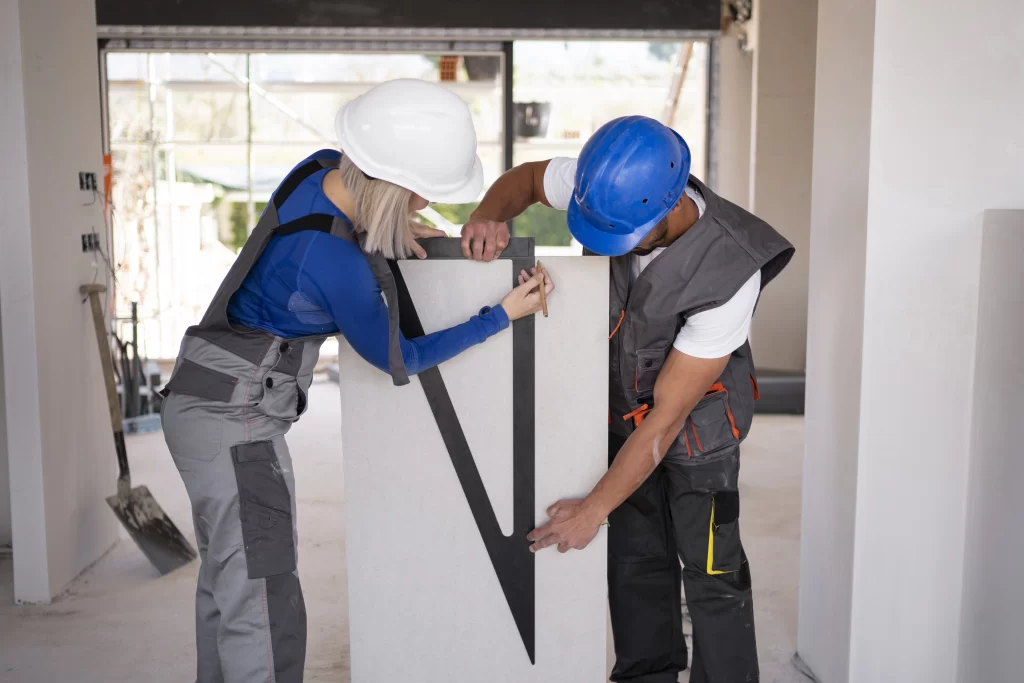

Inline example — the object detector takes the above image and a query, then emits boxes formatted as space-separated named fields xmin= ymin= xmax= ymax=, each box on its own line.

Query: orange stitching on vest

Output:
xmin=608 ymin=310 xmax=625 ymax=340
xmin=705 ymin=382 xmax=740 ymax=440
xmin=622 ymin=404 xmax=651 ymax=427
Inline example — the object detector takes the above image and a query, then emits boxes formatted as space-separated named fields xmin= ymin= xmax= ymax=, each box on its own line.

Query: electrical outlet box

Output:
xmin=79 ymin=171 xmax=97 ymax=192
xmin=81 ymin=233 xmax=100 ymax=253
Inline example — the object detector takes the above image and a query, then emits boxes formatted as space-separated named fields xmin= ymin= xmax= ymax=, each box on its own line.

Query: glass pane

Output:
xmin=251 ymin=91 xmax=344 ymax=143
xmin=105 ymin=49 xmax=509 ymax=357
xmin=108 ymin=144 xmax=161 ymax=354
xmin=152 ymin=53 xmax=248 ymax=83
xmin=106 ymin=53 xmax=168 ymax=142
xmin=251 ymin=53 xmax=435 ymax=83
xmin=107 ymin=83 xmax=156 ymax=143
xmin=511 ymin=40 xmax=710 ymax=246
xmin=251 ymin=143 xmax=333 ymax=206
xmin=168 ymin=144 xmax=250 ymax=352
xmin=169 ymin=90 xmax=249 ymax=142
xmin=250 ymin=52 xmax=505 ymax=198
xmin=106 ymin=52 xmax=147 ymax=81
xmin=171 ymin=143 xmax=253 ymax=248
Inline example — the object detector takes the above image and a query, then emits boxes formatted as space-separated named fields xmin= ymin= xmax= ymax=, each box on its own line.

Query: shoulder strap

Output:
xmin=273 ymin=155 xmax=341 ymax=209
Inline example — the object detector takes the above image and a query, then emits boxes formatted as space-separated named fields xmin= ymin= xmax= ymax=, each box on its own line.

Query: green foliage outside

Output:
xmin=229 ymin=202 xmax=268 ymax=251
xmin=220 ymin=199 xmax=571 ymax=253
xmin=647 ymin=42 xmax=679 ymax=62
xmin=432 ymin=202 xmax=572 ymax=247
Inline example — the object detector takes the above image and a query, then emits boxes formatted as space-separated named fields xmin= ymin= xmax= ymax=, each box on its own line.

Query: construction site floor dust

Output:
xmin=0 ymin=378 xmax=807 ymax=683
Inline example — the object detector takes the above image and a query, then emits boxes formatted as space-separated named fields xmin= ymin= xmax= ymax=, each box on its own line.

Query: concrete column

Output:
xmin=800 ymin=1 xmax=1024 ymax=680
xmin=0 ymin=0 xmax=118 ymax=602
xmin=747 ymin=0 xmax=818 ymax=372
xmin=714 ymin=26 xmax=754 ymax=211
xmin=798 ymin=0 xmax=875 ymax=679
xmin=0 ymin=303 xmax=9 ymax=548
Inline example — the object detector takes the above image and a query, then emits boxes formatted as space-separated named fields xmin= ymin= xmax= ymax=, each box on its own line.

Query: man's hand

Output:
xmin=527 ymin=498 xmax=603 ymax=554
xmin=407 ymin=220 xmax=448 ymax=259
xmin=461 ymin=218 xmax=510 ymax=262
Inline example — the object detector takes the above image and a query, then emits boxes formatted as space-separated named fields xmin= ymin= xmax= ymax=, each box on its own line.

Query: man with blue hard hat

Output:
xmin=462 ymin=115 xmax=794 ymax=682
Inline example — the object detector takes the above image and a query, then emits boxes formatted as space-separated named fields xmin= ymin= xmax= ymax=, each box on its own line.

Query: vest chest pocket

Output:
xmin=635 ymin=346 xmax=670 ymax=395
xmin=685 ymin=389 xmax=740 ymax=458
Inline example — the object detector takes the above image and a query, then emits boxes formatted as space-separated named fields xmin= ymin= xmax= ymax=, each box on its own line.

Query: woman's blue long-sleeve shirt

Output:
xmin=226 ymin=150 xmax=508 ymax=375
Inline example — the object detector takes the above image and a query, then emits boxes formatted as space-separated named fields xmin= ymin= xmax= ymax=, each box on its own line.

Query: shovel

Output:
xmin=81 ymin=284 xmax=196 ymax=574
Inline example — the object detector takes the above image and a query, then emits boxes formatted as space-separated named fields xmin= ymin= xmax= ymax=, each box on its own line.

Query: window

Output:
xmin=104 ymin=50 xmax=504 ymax=358
xmin=511 ymin=41 xmax=709 ymax=248
xmin=102 ymin=43 xmax=710 ymax=358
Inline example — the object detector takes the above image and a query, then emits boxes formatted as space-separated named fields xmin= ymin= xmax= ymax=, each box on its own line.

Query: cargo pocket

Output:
xmin=687 ymin=388 xmax=740 ymax=457
xmin=706 ymin=491 xmax=743 ymax=575
xmin=255 ymin=371 xmax=312 ymax=422
xmin=254 ymin=340 xmax=311 ymax=422
xmin=634 ymin=346 xmax=669 ymax=395
xmin=231 ymin=440 xmax=296 ymax=578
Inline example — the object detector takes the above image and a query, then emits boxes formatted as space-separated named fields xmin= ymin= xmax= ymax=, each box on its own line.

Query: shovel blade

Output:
xmin=107 ymin=485 xmax=197 ymax=575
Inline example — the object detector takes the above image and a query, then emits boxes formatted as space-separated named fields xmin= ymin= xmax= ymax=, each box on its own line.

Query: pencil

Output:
xmin=536 ymin=261 xmax=549 ymax=317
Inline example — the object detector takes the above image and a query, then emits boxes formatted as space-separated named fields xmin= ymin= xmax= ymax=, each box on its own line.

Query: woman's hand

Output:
xmin=500 ymin=267 xmax=555 ymax=321
xmin=407 ymin=220 xmax=448 ymax=259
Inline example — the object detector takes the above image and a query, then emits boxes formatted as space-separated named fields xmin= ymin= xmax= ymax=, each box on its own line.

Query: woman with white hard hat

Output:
xmin=160 ymin=78 xmax=553 ymax=683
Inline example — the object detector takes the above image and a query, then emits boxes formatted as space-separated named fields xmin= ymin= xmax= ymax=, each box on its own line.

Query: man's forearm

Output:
xmin=527 ymin=351 xmax=729 ymax=553
xmin=580 ymin=413 xmax=686 ymax=523
xmin=470 ymin=162 xmax=546 ymax=223
xmin=580 ymin=351 xmax=726 ymax=523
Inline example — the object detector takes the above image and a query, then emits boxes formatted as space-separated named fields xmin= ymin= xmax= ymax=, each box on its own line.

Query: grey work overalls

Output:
xmin=604 ymin=177 xmax=794 ymax=683
xmin=161 ymin=156 xmax=408 ymax=683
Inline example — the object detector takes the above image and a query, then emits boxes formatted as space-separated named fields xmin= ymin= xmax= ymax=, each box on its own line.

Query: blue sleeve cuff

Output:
xmin=479 ymin=304 xmax=510 ymax=332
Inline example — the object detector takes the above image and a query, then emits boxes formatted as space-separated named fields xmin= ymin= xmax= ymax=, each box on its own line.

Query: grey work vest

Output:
xmin=176 ymin=155 xmax=409 ymax=389
xmin=607 ymin=177 xmax=794 ymax=460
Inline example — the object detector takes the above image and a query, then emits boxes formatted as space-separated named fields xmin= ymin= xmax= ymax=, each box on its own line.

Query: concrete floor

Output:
xmin=0 ymin=378 xmax=807 ymax=683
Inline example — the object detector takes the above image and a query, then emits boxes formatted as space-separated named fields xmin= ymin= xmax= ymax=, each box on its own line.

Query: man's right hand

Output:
xmin=461 ymin=218 xmax=510 ymax=262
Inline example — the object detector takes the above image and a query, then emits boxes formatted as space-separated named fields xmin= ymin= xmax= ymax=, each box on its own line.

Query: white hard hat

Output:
xmin=334 ymin=79 xmax=484 ymax=204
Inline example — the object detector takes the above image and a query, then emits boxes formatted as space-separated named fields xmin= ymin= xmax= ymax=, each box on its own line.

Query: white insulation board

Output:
xmin=340 ymin=256 xmax=609 ymax=683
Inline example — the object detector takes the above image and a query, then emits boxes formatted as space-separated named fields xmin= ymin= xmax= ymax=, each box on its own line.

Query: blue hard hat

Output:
xmin=567 ymin=116 xmax=691 ymax=256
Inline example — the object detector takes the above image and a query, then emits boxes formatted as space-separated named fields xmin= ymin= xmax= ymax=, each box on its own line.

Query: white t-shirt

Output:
xmin=543 ymin=157 xmax=760 ymax=359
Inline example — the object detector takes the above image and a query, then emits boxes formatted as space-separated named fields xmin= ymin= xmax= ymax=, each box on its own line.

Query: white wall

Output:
xmin=802 ymin=0 xmax=1024 ymax=680
xmin=0 ymin=0 xmax=118 ymax=602
xmin=747 ymin=0 xmax=818 ymax=371
xmin=797 ymin=0 xmax=875 ymax=679
xmin=849 ymin=1 xmax=1024 ymax=679
xmin=957 ymin=211 xmax=1024 ymax=683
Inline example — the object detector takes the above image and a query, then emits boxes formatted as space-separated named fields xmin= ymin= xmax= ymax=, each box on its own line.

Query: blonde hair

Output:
xmin=339 ymin=155 xmax=414 ymax=260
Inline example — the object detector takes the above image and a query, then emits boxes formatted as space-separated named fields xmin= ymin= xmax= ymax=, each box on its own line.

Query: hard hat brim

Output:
xmin=566 ymin=198 xmax=664 ymax=257
xmin=337 ymin=132 xmax=484 ymax=204
xmin=422 ymin=154 xmax=484 ymax=204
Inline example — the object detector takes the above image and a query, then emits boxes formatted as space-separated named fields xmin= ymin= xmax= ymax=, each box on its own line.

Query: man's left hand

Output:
xmin=527 ymin=498 xmax=603 ymax=553
xmin=460 ymin=218 xmax=510 ymax=262
xmin=407 ymin=220 xmax=448 ymax=259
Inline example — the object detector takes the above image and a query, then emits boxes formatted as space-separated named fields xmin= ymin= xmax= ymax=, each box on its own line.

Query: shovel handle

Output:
xmin=81 ymin=285 xmax=130 ymax=484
